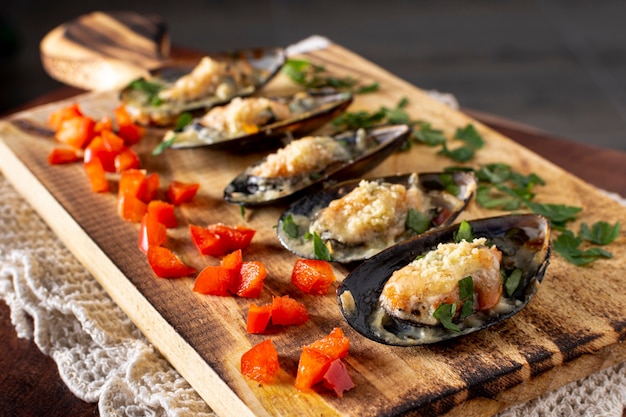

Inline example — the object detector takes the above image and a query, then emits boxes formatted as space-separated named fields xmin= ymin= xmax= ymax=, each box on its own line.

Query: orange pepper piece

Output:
xmin=167 ymin=180 xmax=199 ymax=205
xmin=246 ymin=303 xmax=272 ymax=334
xmin=83 ymin=158 xmax=109 ymax=193
xmin=193 ymin=265 xmax=237 ymax=296
xmin=270 ymin=295 xmax=309 ymax=326
xmin=55 ymin=115 xmax=96 ymax=149
xmin=114 ymin=147 xmax=141 ymax=172
xmin=138 ymin=212 xmax=167 ymax=254
xmin=240 ymin=339 xmax=279 ymax=384
xmin=47 ymin=147 xmax=82 ymax=165
xmin=147 ymin=246 xmax=195 ymax=278
xmin=233 ymin=261 xmax=267 ymax=298
xmin=147 ymin=200 xmax=177 ymax=228
xmin=291 ymin=259 xmax=336 ymax=295
xmin=189 ymin=224 xmax=228 ymax=256
xmin=48 ymin=102 xmax=83 ymax=131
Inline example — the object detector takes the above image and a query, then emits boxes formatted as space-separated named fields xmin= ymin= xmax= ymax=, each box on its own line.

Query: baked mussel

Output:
xmin=119 ymin=46 xmax=286 ymax=126
xmin=157 ymin=90 xmax=353 ymax=152
xmin=276 ymin=171 xmax=477 ymax=263
xmin=223 ymin=124 xmax=412 ymax=206
xmin=337 ymin=214 xmax=551 ymax=346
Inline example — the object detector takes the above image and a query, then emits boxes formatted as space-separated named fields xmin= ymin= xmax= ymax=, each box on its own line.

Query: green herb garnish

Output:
xmin=437 ymin=124 xmax=485 ymax=162
xmin=454 ymin=220 xmax=473 ymax=243
xmin=240 ymin=205 xmax=246 ymax=220
xmin=282 ymin=58 xmax=378 ymax=94
xmin=458 ymin=276 xmax=474 ymax=319
xmin=152 ymin=135 xmax=177 ymax=156
xmin=524 ymin=201 xmax=582 ymax=230
xmin=553 ymin=230 xmax=613 ymax=266
xmin=151 ymin=112 xmax=194 ymax=156
xmin=405 ymin=208 xmax=431 ymax=234
xmin=579 ymin=221 xmax=620 ymax=245
xmin=433 ymin=303 xmax=460 ymax=331
xmin=282 ymin=214 xmax=300 ymax=239
xmin=129 ymin=78 xmax=164 ymax=106
xmin=504 ymin=268 xmax=522 ymax=297
xmin=312 ymin=232 xmax=332 ymax=261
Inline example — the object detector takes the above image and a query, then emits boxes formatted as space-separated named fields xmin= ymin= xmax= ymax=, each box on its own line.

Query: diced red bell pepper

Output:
xmin=114 ymin=147 xmax=141 ymax=172
xmin=47 ymin=147 xmax=82 ymax=165
xmin=139 ymin=172 xmax=160 ymax=203
xmin=118 ymin=194 xmax=147 ymax=222
xmin=55 ymin=115 xmax=96 ymax=149
xmin=270 ymin=295 xmax=309 ymax=326
xmin=240 ymin=339 xmax=279 ymax=384
xmin=94 ymin=115 xmax=113 ymax=134
xmin=147 ymin=200 xmax=177 ymax=228
xmin=322 ymin=359 xmax=355 ymax=397
xmin=246 ymin=303 xmax=273 ymax=334
xmin=119 ymin=169 xmax=147 ymax=198
xmin=193 ymin=265 xmax=237 ymax=296
xmin=114 ymin=104 xmax=145 ymax=145
xmin=84 ymin=135 xmax=117 ymax=172
xmin=307 ymin=327 xmax=350 ymax=360
xmin=190 ymin=224 xmax=228 ymax=256
xmin=295 ymin=347 xmax=332 ymax=392
xmin=138 ymin=212 xmax=167 ymax=253
xmin=221 ymin=249 xmax=243 ymax=272
xmin=295 ymin=327 xmax=352 ymax=392
xmin=83 ymin=158 xmax=109 ymax=193
xmin=100 ymin=129 xmax=125 ymax=153
xmin=48 ymin=102 xmax=83 ymax=131
xmin=291 ymin=259 xmax=336 ymax=295
xmin=167 ymin=180 xmax=199 ymax=205
xmin=147 ymin=246 xmax=195 ymax=278
xmin=206 ymin=224 xmax=256 ymax=251
xmin=233 ymin=261 xmax=267 ymax=298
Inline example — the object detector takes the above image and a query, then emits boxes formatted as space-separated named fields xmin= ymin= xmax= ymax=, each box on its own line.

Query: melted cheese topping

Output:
xmin=249 ymin=136 xmax=350 ymax=178
xmin=380 ymin=238 xmax=502 ymax=326
xmin=310 ymin=180 xmax=427 ymax=246
xmin=200 ymin=97 xmax=291 ymax=136
xmin=158 ymin=56 xmax=252 ymax=102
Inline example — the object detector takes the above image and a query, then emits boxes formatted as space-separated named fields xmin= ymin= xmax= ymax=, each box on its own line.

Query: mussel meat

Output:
xmin=159 ymin=91 xmax=353 ymax=151
xmin=337 ymin=214 xmax=551 ymax=346
xmin=223 ymin=124 xmax=411 ymax=206
xmin=119 ymin=46 xmax=286 ymax=126
xmin=277 ymin=171 xmax=477 ymax=263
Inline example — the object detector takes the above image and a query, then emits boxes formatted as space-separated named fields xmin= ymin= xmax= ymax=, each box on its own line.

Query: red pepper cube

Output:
xmin=307 ymin=327 xmax=350 ymax=360
xmin=270 ymin=295 xmax=309 ymax=326
xmin=291 ymin=258 xmax=336 ymax=295
xmin=83 ymin=158 xmax=109 ymax=193
xmin=322 ymin=359 xmax=355 ymax=397
xmin=189 ymin=224 xmax=228 ymax=256
xmin=84 ymin=135 xmax=117 ymax=173
xmin=295 ymin=347 xmax=332 ymax=392
xmin=193 ymin=265 xmax=237 ymax=296
xmin=147 ymin=200 xmax=177 ymax=228
xmin=167 ymin=180 xmax=199 ymax=205
xmin=147 ymin=246 xmax=195 ymax=278
xmin=206 ymin=224 xmax=255 ymax=251
xmin=55 ymin=115 xmax=96 ymax=149
xmin=246 ymin=303 xmax=272 ymax=334
xmin=233 ymin=261 xmax=267 ymax=298
xmin=240 ymin=339 xmax=280 ymax=384
xmin=114 ymin=147 xmax=141 ymax=172
xmin=138 ymin=212 xmax=167 ymax=253
xmin=48 ymin=102 xmax=83 ymax=131
xmin=47 ymin=147 xmax=81 ymax=165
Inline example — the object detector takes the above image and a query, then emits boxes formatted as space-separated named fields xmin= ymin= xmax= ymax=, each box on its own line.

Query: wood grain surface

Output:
xmin=2 ymin=42 xmax=626 ymax=417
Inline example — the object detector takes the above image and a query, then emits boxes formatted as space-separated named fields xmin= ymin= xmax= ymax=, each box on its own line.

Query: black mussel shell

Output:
xmin=223 ymin=124 xmax=412 ymax=206
xmin=337 ymin=214 xmax=551 ymax=346
xmin=276 ymin=171 xmax=478 ymax=263
xmin=119 ymin=46 xmax=286 ymax=126
xmin=163 ymin=91 xmax=353 ymax=152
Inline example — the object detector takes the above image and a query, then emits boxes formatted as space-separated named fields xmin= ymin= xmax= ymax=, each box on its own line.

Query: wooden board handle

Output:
xmin=40 ymin=11 xmax=170 ymax=91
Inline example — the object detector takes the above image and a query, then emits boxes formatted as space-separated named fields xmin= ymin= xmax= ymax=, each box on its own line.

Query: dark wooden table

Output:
xmin=2 ymin=88 xmax=626 ymax=417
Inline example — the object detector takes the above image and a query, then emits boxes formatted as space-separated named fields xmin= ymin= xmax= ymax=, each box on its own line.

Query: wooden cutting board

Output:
xmin=2 ymin=42 xmax=626 ymax=417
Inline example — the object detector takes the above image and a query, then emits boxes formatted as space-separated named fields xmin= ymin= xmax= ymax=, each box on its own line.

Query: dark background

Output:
xmin=1 ymin=0 xmax=625 ymax=150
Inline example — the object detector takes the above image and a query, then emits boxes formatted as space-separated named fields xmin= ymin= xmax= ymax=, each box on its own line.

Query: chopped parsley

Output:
xmin=282 ymin=58 xmax=379 ymax=94
xmin=454 ymin=220 xmax=473 ymax=243
xmin=312 ymin=232 xmax=332 ymax=261
xmin=579 ymin=221 xmax=620 ymax=245
xmin=504 ymin=268 xmax=522 ymax=297
xmin=129 ymin=78 xmax=164 ymax=106
xmin=458 ymin=276 xmax=474 ymax=319
xmin=282 ymin=214 xmax=300 ymax=239
xmin=151 ymin=112 xmax=194 ymax=156
xmin=405 ymin=208 xmax=432 ymax=234
xmin=433 ymin=302 xmax=460 ymax=331
xmin=553 ymin=227 xmax=616 ymax=266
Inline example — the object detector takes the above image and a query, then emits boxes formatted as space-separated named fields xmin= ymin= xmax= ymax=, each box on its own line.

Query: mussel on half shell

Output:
xmin=337 ymin=214 xmax=551 ymax=346
xmin=159 ymin=91 xmax=353 ymax=151
xmin=276 ymin=171 xmax=477 ymax=263
xmin=223 ymin=124 xmax=412 ymax=206
xmin=119 ymin=46 xmax=286 ymax=126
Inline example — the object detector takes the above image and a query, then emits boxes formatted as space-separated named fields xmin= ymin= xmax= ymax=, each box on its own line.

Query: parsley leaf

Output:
xmin=412 ymin=121 xmax=446 ymax=147
xmin=433 ymin=303 xmax=460 ymax=331
xmin=129 ymin=78 xmax=164 ymax=106
xmin=152 ymin=135 xmax=177 ymax=156
xmin=553 ymin=230 xmax=613 ymax=265
xmin=458 ymin=276 xmax=474 ymax=319
xmin=282 ymin=214 xmax=300 ymax=239
xmin=524 ymin=201 xmax=582 ymax=230
xmin=579 ymin=221 xmax=620 ymax=245
xmin=455 ymin=124 xmax=484 ymax=150
xmin=405 ymin=208 xmax=432 ymax=234
xmin=282 ymin=58 xmax=378 ymax=94
xmin=454 ymin=220 xmax=473 ymax=243
xmin=504 ymin=268 xmax=522 ymax=297
xmin=313 ymin=232 xmax=332 ymax=261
